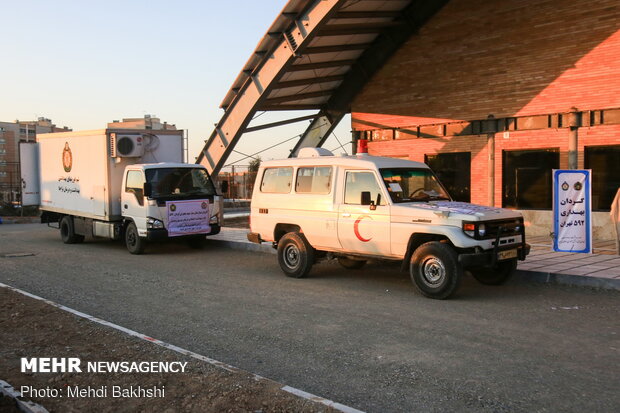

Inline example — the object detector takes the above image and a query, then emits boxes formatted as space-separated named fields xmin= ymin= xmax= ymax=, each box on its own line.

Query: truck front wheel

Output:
xmin=125 ymin=222 xmax=146 ymax=255
xmin=410 ymin=241 xmax=462 ymax=299
xmin=60 ymin=216 xmax=84 ymax=244
xmin=472 ymin=259 xmax=517 ymax=285
xmin=277 ymin=232 xmax=314 ymax=278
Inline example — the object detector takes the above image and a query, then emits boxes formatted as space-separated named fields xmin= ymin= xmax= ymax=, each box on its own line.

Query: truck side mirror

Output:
xmin=143 ymin=182 xmax=152 ymax=198
xmin=220 ymin=180 xmax=229 ymax=194
xmin=361 ymin=191 xmax=371 ymax=206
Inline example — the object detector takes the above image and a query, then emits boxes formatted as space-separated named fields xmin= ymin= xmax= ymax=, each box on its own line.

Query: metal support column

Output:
xmin=487 ymin=115 xmax=496 ymax=207
xmin=568 ymin=108 xmax=580 ymax=169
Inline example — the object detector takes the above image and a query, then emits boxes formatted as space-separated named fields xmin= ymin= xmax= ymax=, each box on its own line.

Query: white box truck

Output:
xmin=28 ymin=128 xmax=224 ymax=254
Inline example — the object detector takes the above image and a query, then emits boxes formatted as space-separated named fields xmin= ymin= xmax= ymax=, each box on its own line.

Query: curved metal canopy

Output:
xmin=197 ymin=0 xmax=448 ymax=175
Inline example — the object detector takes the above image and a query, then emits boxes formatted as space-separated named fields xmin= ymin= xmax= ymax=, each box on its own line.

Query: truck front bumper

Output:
xmin=146 ymin=224 xmax=221 ymax=241
xmin=458 ymin=243 xmax=530 ymax=268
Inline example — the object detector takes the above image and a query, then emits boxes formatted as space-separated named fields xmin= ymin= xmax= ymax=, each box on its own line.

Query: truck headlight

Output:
xmin=147 ymin=217 xmax=164 ymax=229
xmin=209 ymin=215 xmax=219 ymax=225
xmin=478 ymin=223 xmax=486 ymax=237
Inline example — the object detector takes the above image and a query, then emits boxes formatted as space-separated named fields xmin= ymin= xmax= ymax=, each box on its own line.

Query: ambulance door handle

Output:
xmin=342 ymin=213 xmax=351 ymax=217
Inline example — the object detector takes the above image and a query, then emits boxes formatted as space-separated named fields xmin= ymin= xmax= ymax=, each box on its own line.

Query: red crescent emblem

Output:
xmin=354 ymin=215 xmax=372 ymax=242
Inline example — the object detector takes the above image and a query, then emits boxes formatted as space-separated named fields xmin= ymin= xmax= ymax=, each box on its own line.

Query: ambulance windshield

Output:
xmin=380 ymin=168 xmax=451 ymax=203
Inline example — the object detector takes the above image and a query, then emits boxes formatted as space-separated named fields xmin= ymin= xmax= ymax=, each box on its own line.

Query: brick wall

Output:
xmin=351 ymin=0 xmax=620 ymax=129
xmin=367 ymin=124 xmax=620 ymax=207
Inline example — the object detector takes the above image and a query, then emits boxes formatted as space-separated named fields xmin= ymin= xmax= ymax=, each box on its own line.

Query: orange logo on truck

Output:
xmin=62 ymin=142 xmax=72 ymax=172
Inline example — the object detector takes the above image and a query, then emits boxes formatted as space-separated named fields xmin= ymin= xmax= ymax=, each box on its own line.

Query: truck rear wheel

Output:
xmin=337 ymin=257 xmax=367 ymax=270
xmin=60 ymin=216 xmax=84 ymax=244
xmin=125 ymin=222 xmax=146 ymax=255
xmin=277 ymin=232 xmax=314 ymax=278
xmin=410 ymin=241 xmax=462 ymax=299
xmin=472 ymin=259 xmax=517 ymax=285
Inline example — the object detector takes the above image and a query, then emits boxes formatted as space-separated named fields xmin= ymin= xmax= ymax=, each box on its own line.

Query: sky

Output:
xmin=0 ymin=0 xmax=352 ymax=169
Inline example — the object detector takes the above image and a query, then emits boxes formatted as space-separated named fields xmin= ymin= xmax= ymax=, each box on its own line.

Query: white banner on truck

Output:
xmin=19 ymin=142 xmax=40 ymax=206
xmin=552 ymin=169 xmax=592 ymax=253
xmin=166 ymin=199 xmax=211 ymax=237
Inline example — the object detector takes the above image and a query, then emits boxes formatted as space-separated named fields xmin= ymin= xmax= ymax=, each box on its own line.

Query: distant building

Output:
xmin=0 ymin=118 xmax=71 ymax=202
xmin=107 ymin=115 xmax=177 ymax=131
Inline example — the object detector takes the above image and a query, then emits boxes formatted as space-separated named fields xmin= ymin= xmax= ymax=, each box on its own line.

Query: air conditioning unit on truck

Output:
xmin=24 ymin=129 xmax=223 ymax=254
xmin=247 ymin=144 xmax=530 ymax=300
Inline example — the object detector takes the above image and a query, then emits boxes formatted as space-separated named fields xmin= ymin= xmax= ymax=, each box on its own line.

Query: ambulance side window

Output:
xmin=296 ymin=167 xmax=332 ymax=194
xmin=260 ymin=167 xmax=293 ymax=193
xmin=344 ymin=171 xmax=385 ymax=205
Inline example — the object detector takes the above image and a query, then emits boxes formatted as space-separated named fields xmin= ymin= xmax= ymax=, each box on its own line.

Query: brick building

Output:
xmin=0 ymin=118 xmax=71 ymax=202
xmin=350 ymin=0 xmax=620 ymax=238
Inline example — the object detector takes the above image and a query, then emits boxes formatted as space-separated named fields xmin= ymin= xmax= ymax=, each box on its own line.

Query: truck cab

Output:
xmin=248 ymin=146 xmax=529 ymax=299
xmin=121 ymin=163 xmax=222 ymax=253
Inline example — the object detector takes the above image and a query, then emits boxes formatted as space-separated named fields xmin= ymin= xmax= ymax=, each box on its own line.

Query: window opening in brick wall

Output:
xmin=584 ymin=145 xmax=620 ymax=211
xmin=503 ymin=148 xmax=559 ymax=209
xmin=425 ymin=152 xmax=471 ymax=202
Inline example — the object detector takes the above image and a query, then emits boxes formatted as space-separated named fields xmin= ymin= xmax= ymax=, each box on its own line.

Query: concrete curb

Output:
xmin=515 ymin=269 xmax=620 ymax=291
xmin=0 ymin=380 xmax=49 ymax=413
xmin=210 ymin=236 xmax=620 ymax=291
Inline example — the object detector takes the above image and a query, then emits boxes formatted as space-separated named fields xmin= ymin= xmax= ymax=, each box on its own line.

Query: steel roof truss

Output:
xmin=197 ymin=0 xmax=347 ymax=175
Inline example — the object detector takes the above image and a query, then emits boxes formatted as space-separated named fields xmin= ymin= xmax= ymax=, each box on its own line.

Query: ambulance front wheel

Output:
xmin=410 ymin=241 xmax=462 ymax=299
xmin=277 ymin=232 xmax=314 ymax=278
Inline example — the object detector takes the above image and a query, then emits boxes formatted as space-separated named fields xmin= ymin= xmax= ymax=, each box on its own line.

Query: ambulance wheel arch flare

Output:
xmin=248 ymin=142 xmax=530 ymax=299
xmin=29 ymin=129 xmax=224 ymax=254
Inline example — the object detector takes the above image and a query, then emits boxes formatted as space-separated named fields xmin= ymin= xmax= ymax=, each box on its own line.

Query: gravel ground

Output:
xmin=2 ymin=223 xmax=619 ymax=412
xmin=0 ymin=287 xmax=335 ymax=413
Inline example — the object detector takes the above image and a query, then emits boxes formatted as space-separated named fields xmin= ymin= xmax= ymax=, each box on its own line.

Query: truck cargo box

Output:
xmin=37 ymin=129 xmax=184 ymax=221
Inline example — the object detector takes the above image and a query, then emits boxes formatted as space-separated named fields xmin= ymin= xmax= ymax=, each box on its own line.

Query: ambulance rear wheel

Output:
xmin=337 ymin=257 xmax=367 ymax=270
xmin=277 ymin=232 xmax=314 ymax=278
xmin=60 ymin=216 xmax=84 ymax=244
xmin=125 ymin=222 xmax=146 ymax=255
xmin=410 ymin=241 xmax=462 ymax=299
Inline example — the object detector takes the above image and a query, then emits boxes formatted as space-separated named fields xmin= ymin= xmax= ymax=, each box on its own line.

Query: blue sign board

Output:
xmin=553 ymin=169 xmax=592 ymax=253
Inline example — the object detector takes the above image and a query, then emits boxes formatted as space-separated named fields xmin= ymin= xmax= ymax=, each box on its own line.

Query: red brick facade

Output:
xmin=350 ymin=0 xmax=620 ymax=211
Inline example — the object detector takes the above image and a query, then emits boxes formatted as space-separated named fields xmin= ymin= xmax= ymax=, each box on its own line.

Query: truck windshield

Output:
xmin=145 ymin=168 xmax=216 ymax=199
xmin=380 ymin=168 xmax=451 ymax=203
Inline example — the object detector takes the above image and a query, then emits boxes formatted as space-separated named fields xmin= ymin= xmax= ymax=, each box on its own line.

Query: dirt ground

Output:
xmin=0 ymin=287 xmax=335 ymax=413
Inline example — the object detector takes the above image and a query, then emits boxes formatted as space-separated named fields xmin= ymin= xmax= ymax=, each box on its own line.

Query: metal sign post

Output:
xmin=552 ymin=169 xmax=592 ymax=253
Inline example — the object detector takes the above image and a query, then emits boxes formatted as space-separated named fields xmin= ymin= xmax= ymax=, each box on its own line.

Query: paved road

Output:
xmin=1 ymin=224 xmax=619 ymax=412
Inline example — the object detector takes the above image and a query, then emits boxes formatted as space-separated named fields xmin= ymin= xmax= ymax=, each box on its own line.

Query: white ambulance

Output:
xmin=248 ymin=145 xmax=529 ymax=299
